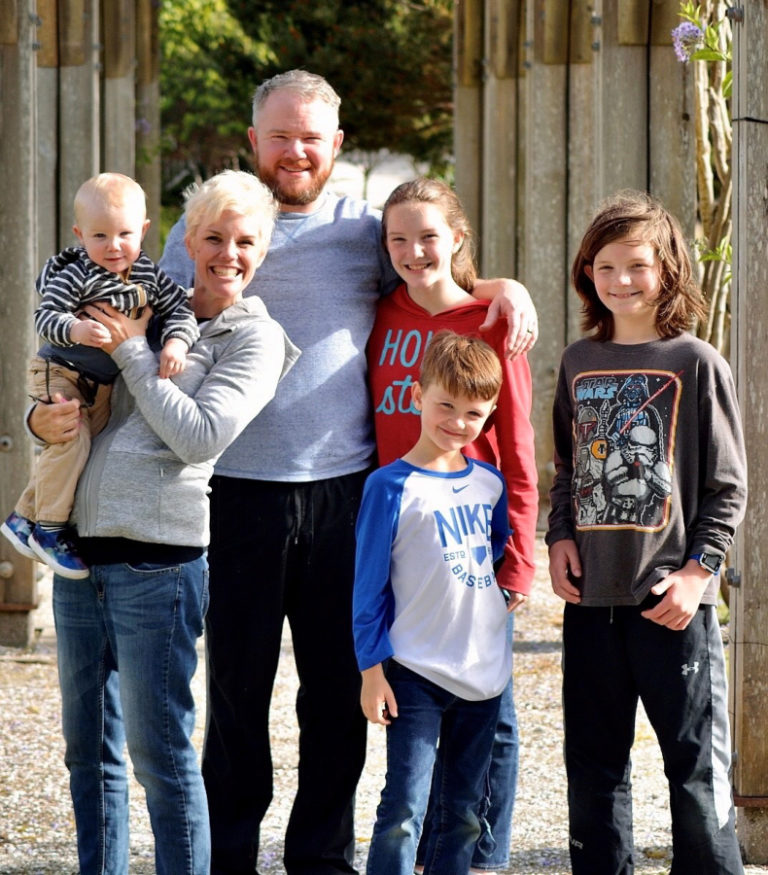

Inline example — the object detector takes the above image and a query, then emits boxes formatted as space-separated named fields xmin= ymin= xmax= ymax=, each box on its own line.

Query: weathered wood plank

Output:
xmin=36 ymin=0 xmax=58 ymax=67
xmin=730 ymin=5 xmax=768 ymax=859
xmin=480 ymin=0 xmax=520 ymax=278
xmin=456 ymin=0 xmax=484 ymax=86
xmin=58 ymin=0 xmax=99 ymax=245
xmin=0 ymin=0 xmax=18 ymax=44
xmin=454 ymin=0 xmax=484 ymax=242
xmin=488 ymin=0 xmax=519 ymax=78
xmin=36 ymin=0 xmax=60 ymax=260
xmin=37 ymin=67 xmax=60 ymax=266
xmin=0 ymin=0 xmax=39 ymax=645
xmin=135 ymin=0 xmax=161 ymax=258
xmin=648 ymin=46 xmax=697 ymax=235
xmin=518 ymin=1 xmax=569 ymax=496
xmin=59 ymin=0 xmax=86 ymax=66
xmin=595 ymin=2 xmax=648 ymax=194
xmin=566 ymin=57 xmax=600 ymax=343
xmin=102 ymin=0 xmax=136 ymax=172
xmin=618 ymin=0 xmax=680 ymax=45
xmin=535 ymin=0 xmax=592 ymax=64
xmin=480 ymin=73 xmax=518 ymax=278
xmin=102 ymin=0 xmax=134 ymax=79
xmin=103 ymin=77 xmax=136 ymax=175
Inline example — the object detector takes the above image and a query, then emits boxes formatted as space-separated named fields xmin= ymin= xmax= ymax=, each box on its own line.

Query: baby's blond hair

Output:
xmin=74 ymin=173 xmax=147 ymax=225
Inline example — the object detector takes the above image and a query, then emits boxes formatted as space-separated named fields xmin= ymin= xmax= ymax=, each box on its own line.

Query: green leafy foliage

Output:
xmin=242 ymin=0 xmax=454 ymax=170
xmin=159 ymin=0 xmax=454 ymax=200
xmin=159 ymin=0 xmax=278 ymax=198
xmin=673 ymin=0 xmax=732 ymax=353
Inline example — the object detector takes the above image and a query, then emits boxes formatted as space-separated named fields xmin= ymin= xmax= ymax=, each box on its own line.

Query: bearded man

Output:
xmin=159 ymin=70 xmax=538 ymax=875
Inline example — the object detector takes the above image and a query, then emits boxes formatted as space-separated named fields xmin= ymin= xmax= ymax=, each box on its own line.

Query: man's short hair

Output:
xmin=252 ymin=70 xmax=341 ymax=128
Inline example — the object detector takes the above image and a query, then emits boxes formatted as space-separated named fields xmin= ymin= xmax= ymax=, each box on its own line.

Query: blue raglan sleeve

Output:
xmin=352 ymin=468 xmax=404 ymax=672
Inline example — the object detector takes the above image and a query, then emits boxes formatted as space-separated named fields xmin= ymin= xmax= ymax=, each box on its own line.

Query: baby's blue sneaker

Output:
xmin=1 ymin=511 xmax=36 ymax=560
xmin=29 ymin=525 xmax=90 ymax=580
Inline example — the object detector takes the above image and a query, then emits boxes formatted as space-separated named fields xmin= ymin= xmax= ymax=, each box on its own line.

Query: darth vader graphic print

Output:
xmin=571 ymin=368 xmax=681 ymax=532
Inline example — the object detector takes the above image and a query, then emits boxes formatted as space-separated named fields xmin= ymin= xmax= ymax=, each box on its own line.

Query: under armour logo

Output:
xmin=681 ymin=662 xmax=700 ymax=676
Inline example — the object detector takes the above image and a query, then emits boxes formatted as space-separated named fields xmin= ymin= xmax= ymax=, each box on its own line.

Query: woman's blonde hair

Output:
xmin=183 ymin=170 xmax=278 ymax=246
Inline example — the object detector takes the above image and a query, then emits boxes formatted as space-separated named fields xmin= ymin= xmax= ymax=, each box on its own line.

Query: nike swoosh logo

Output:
xmin=452 ymin=485 xmax=469 ymax=493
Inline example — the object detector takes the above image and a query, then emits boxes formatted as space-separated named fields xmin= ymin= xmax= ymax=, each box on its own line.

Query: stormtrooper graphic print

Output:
xmin=571 ymin=368 xmax=681 ymax=532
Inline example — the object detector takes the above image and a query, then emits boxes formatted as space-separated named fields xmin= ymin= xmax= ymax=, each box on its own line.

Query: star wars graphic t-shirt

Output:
xmin=546 ymin=334 xmax=746 ymax=607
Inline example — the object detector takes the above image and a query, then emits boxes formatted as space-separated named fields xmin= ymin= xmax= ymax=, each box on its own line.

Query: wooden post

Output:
xmin=37 ymin=0 xmax=60 ymax=268
xmin=479 ymin=0 xmax=520 ymax=279
xmin=0 ymin=0 xmax=40 ymax=646
xmin=102 ymin=0 xmax=136 ymax=175
xmin=135 ymin=0 xmax=161 ymax=259
xmin=58 ymin=0 xmax=100 ymax=246
xmin=729 ymin=0 xmax=768 ymax=862
xmin=454 ymin=0 xmax=484 ymax=242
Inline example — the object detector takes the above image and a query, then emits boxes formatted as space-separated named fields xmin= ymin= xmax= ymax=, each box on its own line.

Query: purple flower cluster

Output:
xmin=671 ymin=21 xmax=704 ymax=62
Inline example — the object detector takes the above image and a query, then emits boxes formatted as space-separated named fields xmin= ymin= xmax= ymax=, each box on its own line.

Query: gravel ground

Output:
xmin=1 ymin=537 xmax=766 ymax=874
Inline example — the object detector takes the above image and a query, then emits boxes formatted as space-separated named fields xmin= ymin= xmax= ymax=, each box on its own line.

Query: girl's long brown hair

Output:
xmin=382 ymin=178 xmax=478 ymax=292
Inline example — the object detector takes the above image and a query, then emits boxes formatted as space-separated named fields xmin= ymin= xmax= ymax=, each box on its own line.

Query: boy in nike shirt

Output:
xmin=354 ymin=330 xmax=519 ymax=875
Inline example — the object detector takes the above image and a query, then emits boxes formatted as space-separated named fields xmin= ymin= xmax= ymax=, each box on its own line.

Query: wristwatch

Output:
xmin=690 ymin=551 xmax=725 ymax=575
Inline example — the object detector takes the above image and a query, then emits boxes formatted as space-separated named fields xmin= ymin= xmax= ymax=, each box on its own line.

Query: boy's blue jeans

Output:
xmin=366 ymin=661 xmax=501 ymax=875
xmin=417 ymin=610 xmax=519 ymax=870
xmin=53 ymin=557 xmax=210 ymax=875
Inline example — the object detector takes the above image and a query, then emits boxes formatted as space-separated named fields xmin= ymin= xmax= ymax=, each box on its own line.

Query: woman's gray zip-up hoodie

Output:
xmin=72 ymin=296 xmax=299 ymax=547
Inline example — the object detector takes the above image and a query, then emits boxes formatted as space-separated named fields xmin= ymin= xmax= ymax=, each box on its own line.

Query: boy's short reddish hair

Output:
xmin=419 ymin=330 xmax=502 ymax=401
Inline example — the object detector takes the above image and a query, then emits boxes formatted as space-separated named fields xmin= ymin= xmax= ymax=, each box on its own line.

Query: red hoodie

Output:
xmin=367 ymin=283 xmax=539 ymax=595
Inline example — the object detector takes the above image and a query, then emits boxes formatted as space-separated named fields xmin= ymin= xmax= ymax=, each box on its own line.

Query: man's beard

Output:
xmin=256 ymin=158 xmax=334 ymax=207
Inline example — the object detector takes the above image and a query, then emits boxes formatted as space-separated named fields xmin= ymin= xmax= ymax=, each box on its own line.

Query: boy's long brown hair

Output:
xmin=572 ymin=190 xmax=708 ymax=341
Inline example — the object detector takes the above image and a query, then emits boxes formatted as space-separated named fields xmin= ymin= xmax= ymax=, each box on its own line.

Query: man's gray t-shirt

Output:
xmin=160 ymin=192 xmax=396 ymax=482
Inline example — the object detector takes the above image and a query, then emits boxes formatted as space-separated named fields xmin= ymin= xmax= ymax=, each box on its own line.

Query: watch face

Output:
xmin=700 ymin=552 xmax=724 ymax=574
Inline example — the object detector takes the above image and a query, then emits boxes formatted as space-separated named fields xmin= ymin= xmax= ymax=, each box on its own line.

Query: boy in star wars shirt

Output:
xmin=547 ymin=191 xmax=747 ymax=874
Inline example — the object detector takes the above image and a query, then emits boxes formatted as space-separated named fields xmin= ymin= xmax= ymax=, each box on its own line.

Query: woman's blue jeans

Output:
xmin=53 ymin=557 xmax=210 ymax=875
xmin=366 ymin=661 xmax=501 ymax=875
